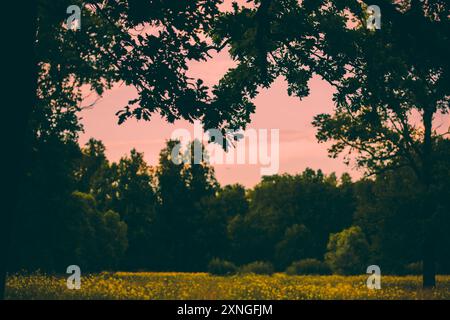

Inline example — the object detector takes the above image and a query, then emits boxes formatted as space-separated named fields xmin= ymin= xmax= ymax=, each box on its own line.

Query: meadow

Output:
xmin=5 ymin=272 xmax=450 ymax=300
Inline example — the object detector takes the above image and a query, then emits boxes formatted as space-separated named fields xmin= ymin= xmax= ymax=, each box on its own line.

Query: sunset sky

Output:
xmin=75 ymin=0 xmax=450 ymax=188
xmin=78 ymin=47 xmax=362 ymax=187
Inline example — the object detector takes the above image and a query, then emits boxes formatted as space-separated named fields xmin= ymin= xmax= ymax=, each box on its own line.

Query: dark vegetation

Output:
xmin=9 ymin=135 xmax=450 ymax=276
xmin=1 ymin=0 xmax=448 ymax=299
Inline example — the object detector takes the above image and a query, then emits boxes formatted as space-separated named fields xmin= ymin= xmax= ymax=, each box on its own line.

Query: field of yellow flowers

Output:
xmin=5 ymin=272 xmax=450 ymax=300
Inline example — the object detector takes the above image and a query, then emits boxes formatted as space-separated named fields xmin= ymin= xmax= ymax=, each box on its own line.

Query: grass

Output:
xmin=5 ymin=272 xmax=450 ymax=300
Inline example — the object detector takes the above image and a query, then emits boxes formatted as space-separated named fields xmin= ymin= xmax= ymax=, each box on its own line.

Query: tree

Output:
xmin=154 ymin=140 xmax=219 ymax=271
xmin=109 ymin=149 xmax=156 ymax=270
xmin=97 ymin=210 xmax=129 ymax=270
xmin=199 ymin=184 xmax=249 ymax=262
xmin=325 ymin=226 xmax=370 ymax=275
xmin=212 ymin=0 xmax=449 ymax=287
xmin=64 ymin=192 xmax=128 ymax=271
xmin=227 ymin=170 xmax=354 ymax=268
xmin=4 ymin=0 xmax=446 ymax=297
xmin=353 ymin=172 xmax=423 ymax=274
xmin=76 ymin=139 xmax=109 ymax=195
xmin=181 ymin=140 xmax=220 ymax=269
xmin=1 ymin=0 xmax=123 ymax=298
xmin=311 ymin=0 xmax=449 ymax=287
xmin=354 ymin=139 xmax=450 ymax=274
xmin=153 ymin=140 xmax=190 ymax=270
xmin=275 ymin=224 xmax=313 ymax=270
xmin=8 ymin=137 xmax=82 ymax=272
xmin=2 ymin=0 xmax=246 ymax=297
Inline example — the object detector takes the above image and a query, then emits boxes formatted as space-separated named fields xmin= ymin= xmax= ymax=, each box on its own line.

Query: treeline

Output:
xmin=9 ymin=133 xmax=450 ymax=275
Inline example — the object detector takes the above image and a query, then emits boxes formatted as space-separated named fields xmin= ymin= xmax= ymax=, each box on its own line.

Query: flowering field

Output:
xmin=6 ymin=273 xmax=450 ymax=300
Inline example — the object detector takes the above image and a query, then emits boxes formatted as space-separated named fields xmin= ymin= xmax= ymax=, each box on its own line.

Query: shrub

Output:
xmin=404 ymin=262 xmax=422 ymax=275
xmin=325 ymin=226 xmax=369 ymax=275
xmin=240 ymin=261 xmax=274 ymax=275
xmin=285 ymin=259 xmax=331 ymax=275
xmin=275 ymin=224 xmax=313 ymax=270
xmin=207 ymin=258 xmax=237 ymax=276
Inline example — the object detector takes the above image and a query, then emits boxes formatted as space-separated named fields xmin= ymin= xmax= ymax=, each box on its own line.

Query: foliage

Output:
xmin=154 ymin=140 xmax=219 ymax=271
xmin=285 ymin=259 xmax=331 ymax=275
xmin=353 ymin=141 xmax=450 ymax=275
xmin=239 ymin=261 xmax=275 ymax=275
xmin=11 ymin=136 xmax=450 ymax=275
xmin=207 ymin=258 xmax=238 ymax=276
xmin=325 ymin=226 xmax=370 ymax=275
xmin=228 ymin=170 xmax=354 ymax=268
xmin=110 ymin=149 xmax=157 ymax=269
xmin=199 ymin=184 xmax=248 ymax=262
xmin=209 ymin=0 xmax=449 ymax=286
xmin=275 ymin=224 xmax=313 ymax=270
xmin=8 ymin=0 xmax=449 ymax=299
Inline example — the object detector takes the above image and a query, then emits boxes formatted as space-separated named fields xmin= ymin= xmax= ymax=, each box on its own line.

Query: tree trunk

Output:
xmin=421 ymin=106 xmax=436 ymax=289
xmin=0 ymin=0 xmax=37 ymax=299
xmin=423 ymin=228 xmax=436 ymax=288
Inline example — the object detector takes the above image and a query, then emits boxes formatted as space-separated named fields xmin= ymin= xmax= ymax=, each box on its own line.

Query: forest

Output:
xmin=10 ymin=130 xmax=450 ymax=275
xmin=1 ymin=0 xmax=449 ymax=300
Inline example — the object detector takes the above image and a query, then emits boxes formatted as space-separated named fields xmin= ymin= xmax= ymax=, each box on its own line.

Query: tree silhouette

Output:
xmin=109 ymin=150 xmax=157 ymax=269
xmin=211 ymin=0 xmax=449 ymax=287
xmin=311 ymin=0 xmax=449 ymax=287
xmin=2 ymin=0 xmax=237 ymax=298
xmin=154 ymin=140 xmax=218 ymax=271
xmin=3 ymin=0 xmax=449 ymax=299
xmin=228 ymin=171 xmax=354 ymax=267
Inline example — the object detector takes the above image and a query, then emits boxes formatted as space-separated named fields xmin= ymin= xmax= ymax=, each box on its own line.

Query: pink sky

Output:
xmin=78 ymin=0 xmax=449 ymax=187
xmin=78 ymin=48 xmax=362 ymax=188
